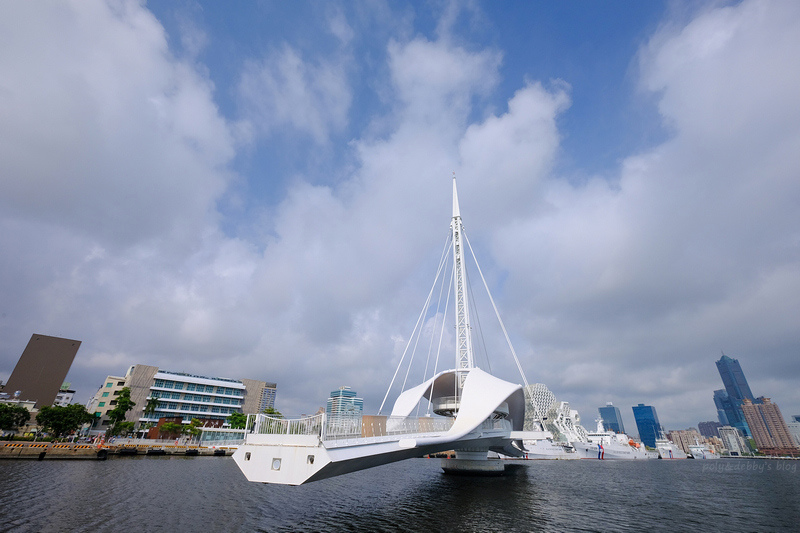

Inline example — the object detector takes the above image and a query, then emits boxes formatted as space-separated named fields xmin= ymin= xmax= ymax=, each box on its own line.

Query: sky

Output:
xmin=1 ymin=0 xmax=799 ymax=435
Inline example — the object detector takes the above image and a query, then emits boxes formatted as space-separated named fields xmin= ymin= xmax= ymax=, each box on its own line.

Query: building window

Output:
xmin=105 ymin=383 xmax=113 ymax=388
xmin=109 ymin=401 xmax=117 ymax=406
xmin=102 ymin=392 xmax=109 ymax=397
xmin=94 ymin=412 xmax=101 ymax=417
xmin=98 ymin=402 xmax=105 ymax=407
xmin=186 ymin=383 xmax=196 ymax=391
xmin=117 ymin=381 xmax=125 ymax=386
xmin=173 ymin=382 xmax=184 ymax=390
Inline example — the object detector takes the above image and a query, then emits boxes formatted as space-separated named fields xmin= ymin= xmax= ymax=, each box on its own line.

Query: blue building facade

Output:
xmin=632 ymin=403 xmax=662 ymax=448
xmin=715 ymin=354 xmax=756 ymax=437
xmin=598 ymin=402 xmax=625 ymax=434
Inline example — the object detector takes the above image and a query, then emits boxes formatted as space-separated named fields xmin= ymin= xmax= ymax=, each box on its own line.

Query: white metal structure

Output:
xmin=233 ymin=176 xmax=531 ymax=485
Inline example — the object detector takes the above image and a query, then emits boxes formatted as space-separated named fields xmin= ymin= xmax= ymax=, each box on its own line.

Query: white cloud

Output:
xmin=2 ymin=0 xmax=798 ymax=430
xmin=237 ymin=45 xmax=351 ymax=144
xmin=491 ymin=0 xmax=800 ymax=424
xmin=0 ymin=1 xmax=233 ymax=247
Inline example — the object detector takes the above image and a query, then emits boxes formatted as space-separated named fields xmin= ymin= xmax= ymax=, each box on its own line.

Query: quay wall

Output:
xmin=0 ymin=442 xmax=235 ymax=460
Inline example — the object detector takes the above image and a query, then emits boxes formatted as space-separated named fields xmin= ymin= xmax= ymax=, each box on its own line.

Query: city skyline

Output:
xmin=2 ymin=1 xmax=800 ymax=428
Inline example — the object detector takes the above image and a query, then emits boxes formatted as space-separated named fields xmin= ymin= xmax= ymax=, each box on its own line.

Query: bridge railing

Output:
xmin=323 ymin=415 xmax=456 ymax=443
xmin=247 ymin=413 xmax=324 ymax=437
xmin=244 ymin=413 xmax=508 ymax=443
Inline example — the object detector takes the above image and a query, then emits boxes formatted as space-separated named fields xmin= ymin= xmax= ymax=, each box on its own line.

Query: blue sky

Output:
xmin=2 ymin=0 xmax=799 ymax=436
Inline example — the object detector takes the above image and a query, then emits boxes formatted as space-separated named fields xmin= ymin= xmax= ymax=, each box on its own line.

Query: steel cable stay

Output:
xmin=378 ymin=233 xmax=452 ymax=415
xmin=464 ymin=233 xmax=530 ymax=391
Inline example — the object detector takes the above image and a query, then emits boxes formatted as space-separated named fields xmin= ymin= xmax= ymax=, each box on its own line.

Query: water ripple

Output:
xmin=1 ymin=457 xmax=799 ymax=532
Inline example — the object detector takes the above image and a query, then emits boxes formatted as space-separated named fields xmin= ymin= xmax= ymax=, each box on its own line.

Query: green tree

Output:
xmin=112 ymin=421 xmax=135 ymax=436
xmin=143 ymin=396 xmax=160 ymax=419
xmin=107 ymin=387 xmax=136 ymax=434
xmin=36 ymin=404 xmax=94 ymax=439
xmin=159 ymin=422 xmax=183 ymax=439
xmin=138 ymin=395 xmax=161 ymax=437
xmin=0 ymin=404 xmax=30 ymax=438
xmin=227 ymin=412 xmax=247 ymax=429
xmin=263 ymin=407 xmax=283 ymax=418
xmin=185 ymin=418 xmax=203 ymax=441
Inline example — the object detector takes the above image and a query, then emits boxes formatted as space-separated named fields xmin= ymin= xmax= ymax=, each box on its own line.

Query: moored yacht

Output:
xmin=688 ymin=443 xmax=719 ymax=459
xmin=656 ymin=438 xmax=688 ymax=459
xmin=572 ymin=419 xmax=658 ymax=460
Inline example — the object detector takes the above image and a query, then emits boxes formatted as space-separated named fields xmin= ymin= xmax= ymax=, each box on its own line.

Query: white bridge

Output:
xmin=233 ymin=176 xmax=540 ymax=485
xmin=234 ymin=367 xmax=534 ymax=484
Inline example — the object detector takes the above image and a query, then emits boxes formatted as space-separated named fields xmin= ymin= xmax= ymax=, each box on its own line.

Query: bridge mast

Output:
xmin=451 ymin=173 xmax=473 ymax=390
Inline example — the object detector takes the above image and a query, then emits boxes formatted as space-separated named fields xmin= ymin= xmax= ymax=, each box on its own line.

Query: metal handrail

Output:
xmin=244 ymin=413 xmax=509 ymax=443
xmin=247 ymin=413 xmax=324 ymax=436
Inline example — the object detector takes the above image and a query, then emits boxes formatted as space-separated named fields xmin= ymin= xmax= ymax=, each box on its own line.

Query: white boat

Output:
xmin=571 ymin=420 xmax=658 ymax=460
xmin=656 ymin=438 xmax=688 ymax=459
xmin=688 ymin=443 xmax=719 ymax=459
xmin=522 ymin=437 xmax=580 ymax=460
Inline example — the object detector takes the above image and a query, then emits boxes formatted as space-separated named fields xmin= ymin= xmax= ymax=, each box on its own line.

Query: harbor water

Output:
xmin=1 ymin=456 xmax=799 ymax=532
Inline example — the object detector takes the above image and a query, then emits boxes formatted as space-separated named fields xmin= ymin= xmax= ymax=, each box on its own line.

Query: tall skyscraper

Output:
xmin=741 ymin=398 xmax=798 ymax=456
xmin=4 ymin=334 xmax=81 ymax=407
xmin=326 ymin=386 xmax=363 ymax=436
xmin=716 ymin=354 xmax=754 ymax=400
xmin=598 ymin=402 xmax=625 ymax=434
xmin=715 ymin=354 xmax=757 ymax=437
xmin=632 ymin=403 xmax=663 ymax=448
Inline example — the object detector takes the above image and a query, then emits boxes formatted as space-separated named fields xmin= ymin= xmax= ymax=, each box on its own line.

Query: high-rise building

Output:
xmin=86 ymin=364 xmax=275 ymax=433
xmin=326 ymin=386 xmax=363 ymax=436
xmin=250 ymin=381 xmax=277 ymax=412
xmin=632 ymin=403 xmax=663 ymax=448
xmin=741 ymin=397 xmax=798 ymax=456
xmin=667 ymin=429 xmax=703 ymax=455
xmin=598 ymin=402 xmax=625 ymax=434
xmin=86 ymin=374 xmax=128 ymax=429
xmin=715 ymin=354 xmax=756 ymax=437
xmin=4 ymin=334 xmax=81 ymax=408
xmin=713 ymin=389 xmax=730 ymax=426
xmin=698 ymin=421 xmax=723 ymax=439
xmin=718 ymin=426 xmax=749 ymax=456
xmin=716 ymin=354 xmax=754 ymax=400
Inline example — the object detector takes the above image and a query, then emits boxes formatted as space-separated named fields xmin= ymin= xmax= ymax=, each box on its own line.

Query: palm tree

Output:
xmin=140 ymin=396 xmax=161 ymax=438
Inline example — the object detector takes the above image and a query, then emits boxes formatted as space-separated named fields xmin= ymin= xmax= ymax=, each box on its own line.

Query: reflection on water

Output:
xmin=1 ymin=457 xmax=799 ymax=532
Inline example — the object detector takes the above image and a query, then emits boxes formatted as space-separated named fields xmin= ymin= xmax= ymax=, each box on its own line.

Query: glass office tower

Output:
xmin=715 ymin=354 xmax=756 ymax=437
xmin=598 ymin=402 xmax=625 ymax=434
xmin=632 ymin=403 xmax=663 ymax=448
xmin=716 ymin=354 xmax=754 ymax=401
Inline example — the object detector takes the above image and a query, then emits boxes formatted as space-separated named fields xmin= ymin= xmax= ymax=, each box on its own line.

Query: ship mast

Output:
xmin=451 ymin=173 xmax=473 ymax=390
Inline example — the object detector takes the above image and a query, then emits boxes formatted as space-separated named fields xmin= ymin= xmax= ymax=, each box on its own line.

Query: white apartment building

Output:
xmin=86 ymin=364 xmax=276 ymax=433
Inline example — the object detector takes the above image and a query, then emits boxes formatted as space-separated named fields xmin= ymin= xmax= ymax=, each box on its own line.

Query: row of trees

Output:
xmin=0 ymin=387 xmax=137 ymax=440
xmin=0 ymin=403 xmax=31 ymax=437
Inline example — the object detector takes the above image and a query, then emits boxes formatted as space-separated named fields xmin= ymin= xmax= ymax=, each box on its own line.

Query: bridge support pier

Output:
xmin=441 ymin=450 xmax=505 ymax=475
